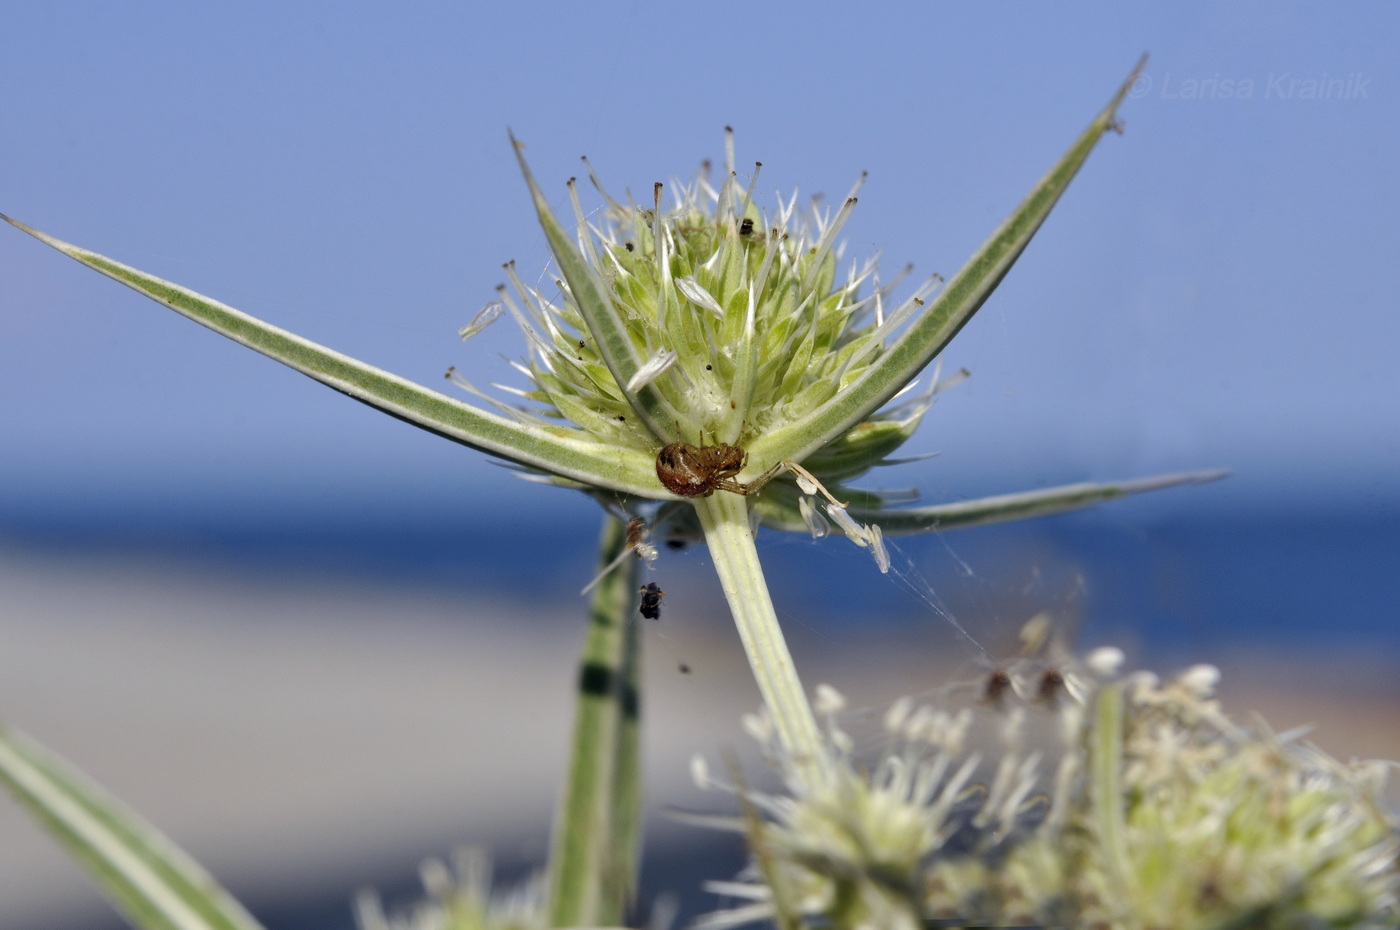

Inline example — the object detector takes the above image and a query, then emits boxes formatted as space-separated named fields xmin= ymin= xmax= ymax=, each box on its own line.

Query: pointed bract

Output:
xmin=0 ymin=726 xmax=267 ymax=930
xmin=1 ymin=214 xmax=662 ymax=499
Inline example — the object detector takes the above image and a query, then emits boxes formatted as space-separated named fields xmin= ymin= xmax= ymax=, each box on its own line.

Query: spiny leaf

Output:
xmin=750 ymin=56 xmax=1148 ymax=467
xmin=2 ymin=214 xmax=664 ymax=498
xmin=0 ymin=725 xmax=266 ymax=930
xmin=753 ymin=467 xmax=1225 ymax=536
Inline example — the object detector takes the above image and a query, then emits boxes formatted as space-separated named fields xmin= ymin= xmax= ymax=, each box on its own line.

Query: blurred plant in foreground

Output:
xmin=686 ymin=643 xmax=1399 ymax=929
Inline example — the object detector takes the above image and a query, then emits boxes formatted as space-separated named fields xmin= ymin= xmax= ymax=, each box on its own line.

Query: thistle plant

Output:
xmin=3 ymin=56 xmax=1385 ymax=930
xmin=0 ymin=58 xmax=1212 ymax=769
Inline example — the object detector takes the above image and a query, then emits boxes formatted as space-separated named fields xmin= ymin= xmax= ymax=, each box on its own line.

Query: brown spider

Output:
xmin=654 ymin=441 xmax=783 ymax=498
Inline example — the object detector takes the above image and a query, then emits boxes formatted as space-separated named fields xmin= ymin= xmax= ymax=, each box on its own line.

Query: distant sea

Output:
xmin=3 ymin=495 xmax=1397 ymax=659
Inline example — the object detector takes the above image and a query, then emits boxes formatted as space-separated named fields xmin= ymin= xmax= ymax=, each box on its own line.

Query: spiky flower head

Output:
xmin=454 ymin=129 xmax=956 ymax=555
xmin=354 ymin=849 xmax=547 ymax=930
xmin=692 ymin=653 xmax=1400 ymax=929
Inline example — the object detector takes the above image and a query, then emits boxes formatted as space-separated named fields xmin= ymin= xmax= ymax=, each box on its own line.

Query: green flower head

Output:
xmin=485 ymin=130 xmax=941 ymax=486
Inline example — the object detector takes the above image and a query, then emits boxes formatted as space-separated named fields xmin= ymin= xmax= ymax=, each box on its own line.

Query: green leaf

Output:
xmin=753 ymin=468 xmax=1225 ymax=535
xmin=0 ymin=725 xmax=266 ymax=930
xmin=858 ymin=468 xmax=1226 ymax=534
xmin=797 ymin=416 xmax=924 ymax=483
xmin=2 ymin=214 xmax=663 ymax=498
xmin=510 ymin=133 xmax=683 ymax=443
xmin=749 ymin=56 xmax=1148 ymax=468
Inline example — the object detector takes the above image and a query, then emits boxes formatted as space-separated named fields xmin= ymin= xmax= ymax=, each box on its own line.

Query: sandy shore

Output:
xmin=1 ymin=549 xmax=1395 ymax=928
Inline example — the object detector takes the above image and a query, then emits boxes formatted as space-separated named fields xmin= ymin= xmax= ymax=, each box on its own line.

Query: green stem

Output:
xmin=694 ymin=493 xmax=823 ymax=780
xmin=546 ymin=515 xmax=642 ymax=927
xmin=1091 ymin=683 xmax=1133 ymax=900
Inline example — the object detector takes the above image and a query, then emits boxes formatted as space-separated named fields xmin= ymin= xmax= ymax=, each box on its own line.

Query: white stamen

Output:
xmin=932 ymin=365 xmax=972 ymax=395
xmin=995 ymin=753 xmax=1043 ymax=833
xmin=420 ymin=858 xmax=454 ymax=900
xmin=675 ymin=276 xmax=726 ymax=319
xmin=930 ymin=755 xmax=982 ymax=825
xmin=798 ymin=183 xmax=863 ymax=295
xmin=749 ymin=226 xmax=780 ymax=299
xmin=496 ymin=283 xmax=554 ymax=361
xmin=457 ymin=302 xmax=503 ymax=341
xmin=353 ymin=890 xmax=389 ymax=930
xmin=999 ymin=707 xmax=1026 ymax=754
xmin=741 ymin=712 xmax=773 ymax=743
xmin=1178 ymin=663 xmax=1221 ymax=698
xmin=581 ymin=154 xmax=625 ymax=213
xmin=798 ymin=496 xmax=830 ymax=538
xmin=489 ymin=382 xmax=534 ymax=400
xmin=868 ymin=522 xmax=890 ymax=573
xmin=783 ymin=460 xmax=847 ymax=508
xmin=826 ymin=504 xmax=868 ymax=546
xmin=945 ymin=707 xmax=973 ymax=755
xmin=625 ymin=348 xmax=677 ymax=392
xmin=444 ymin=367 xmax=536 ymax=425
xmin=814 ymin=684 xmax=847 ymax=716
xmin=903 ymin=704 xmax=935 ymax=743
xmin=862 ymin=272 xmax=946 ymax=352
xmin=501 ymin=262 xmax=562 ymax=342
xmin=691 ymin=754 xmax=711 ymax=790
xmin=736 ymin=161 xmax=761 ymax=232
xmin=566 ymin=177 xmax=608 ymax=275
xmin=884 ymin=696 xmax=913 ymax=734
xmin=1085 ymin=646 xmax=1125 ymax=678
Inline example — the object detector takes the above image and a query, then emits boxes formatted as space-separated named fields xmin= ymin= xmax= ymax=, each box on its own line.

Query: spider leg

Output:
xmin=714 ymin=477 xmax=751 ymax=496
xmin=780 ymin=460 xmax=848 ymax=507
xmin=737 ymin=460 xmax=787 ymax=496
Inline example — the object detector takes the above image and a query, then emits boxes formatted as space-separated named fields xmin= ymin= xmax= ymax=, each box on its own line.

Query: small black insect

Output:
xmin=639 ymin=582 xmax=665 ymax=620
xmin=1034 ymin=667 xmax=1068 ymax=706
xmin=982 ymin=667 xmax=1015 ymax=708
xmin=738 ymin=217 xmax=755 ymax=236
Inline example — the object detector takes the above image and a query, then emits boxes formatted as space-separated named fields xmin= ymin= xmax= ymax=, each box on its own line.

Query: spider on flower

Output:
xmin=653 ymin=441 xmax=783 ymax=499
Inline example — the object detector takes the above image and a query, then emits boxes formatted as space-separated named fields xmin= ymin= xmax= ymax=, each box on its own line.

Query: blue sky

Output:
xmin=2 ymin=3 xmax=1397 ymax=519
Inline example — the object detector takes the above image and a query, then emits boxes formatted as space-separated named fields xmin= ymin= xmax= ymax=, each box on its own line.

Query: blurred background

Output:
xmin=2 ymin=3 xmax=1397 ymax=927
